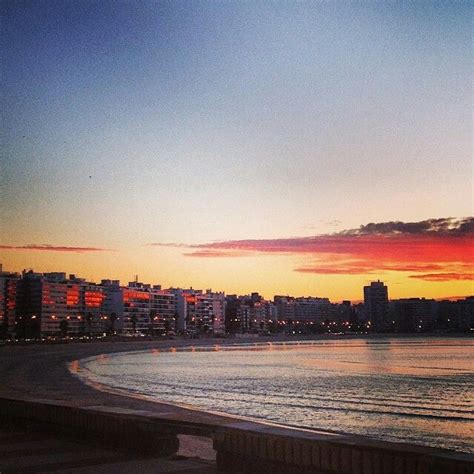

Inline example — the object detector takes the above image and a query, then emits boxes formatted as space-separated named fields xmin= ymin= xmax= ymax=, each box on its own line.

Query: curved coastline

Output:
xmin=72 ymin=339 xmax=474 ymax=452
xmin=1 ymin=335 xmax=473 ymax=473
xmin=71 ymin=354 xmax=343 ymax=438
xmin=0 ymin=335 xmax=337 ymax=430
xmin=70 ymin=340 xmax=365 ymax=439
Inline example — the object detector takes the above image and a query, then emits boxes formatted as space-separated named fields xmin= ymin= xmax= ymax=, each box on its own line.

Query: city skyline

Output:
xmin=2 ymin=1 xmax=472 ymax=302
xmin=2 ymin=265 xmax=472 ymax=340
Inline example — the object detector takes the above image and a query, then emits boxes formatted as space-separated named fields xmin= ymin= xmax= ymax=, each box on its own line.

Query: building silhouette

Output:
xmin=363 ymin=280 xmax=389 ymax=332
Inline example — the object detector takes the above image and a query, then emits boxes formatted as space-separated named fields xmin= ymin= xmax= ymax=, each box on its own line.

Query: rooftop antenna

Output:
xmin=135 ymin=274 xmax=138 ymax=283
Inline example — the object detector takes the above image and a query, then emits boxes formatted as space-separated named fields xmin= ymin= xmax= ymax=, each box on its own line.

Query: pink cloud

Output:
xmin=145 ymin=242 xmax=190 ymax=248
xmin=409 ymin=273 xmax=474 ymax=282
xmin=148 ymin=218 xmax=474 ymax=282
xmin=294 ymin=262 xmax=470 ymax=275
xmin=0 ymin=244 xmax=112 ymax=253
xmin=183 ymin=250 xmax=252 ymax=258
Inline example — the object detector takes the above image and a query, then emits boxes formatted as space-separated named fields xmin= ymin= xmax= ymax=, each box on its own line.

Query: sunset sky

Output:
xmin=1 ymin=1 xmax=472 ymax=301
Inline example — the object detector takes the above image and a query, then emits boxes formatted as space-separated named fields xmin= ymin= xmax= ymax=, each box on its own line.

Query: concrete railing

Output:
xmin=0 ymin=397 xmax=182 ymax=456
xmin=1 ymin=396 xmax=472 ymax=473
xmin=213 ymin=425 xmax=473 ymax=473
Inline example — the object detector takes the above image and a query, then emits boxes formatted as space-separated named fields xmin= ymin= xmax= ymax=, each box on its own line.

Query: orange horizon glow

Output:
xmin=1 ymin=217 xmax=473 ymax=303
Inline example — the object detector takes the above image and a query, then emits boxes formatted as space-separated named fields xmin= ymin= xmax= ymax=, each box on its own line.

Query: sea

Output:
xmin=77 ymin=337 xmax=474 ymax=453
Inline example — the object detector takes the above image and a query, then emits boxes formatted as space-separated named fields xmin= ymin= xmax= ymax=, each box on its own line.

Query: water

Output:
xmin=78 ymin=338 xmax=474 ymax=453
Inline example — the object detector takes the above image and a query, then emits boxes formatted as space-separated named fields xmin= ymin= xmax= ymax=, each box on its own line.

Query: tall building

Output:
xmin=15 ymin=271 xmax=107 ymax=337
xmin=150 ymin=290 xmax=176 ymax=334
xmin=437 ymin=297 xmax=474 ymax=332
xmin=390 ymin=298 xmax=437 ymax=332
xmin=100 ymin=280 xmax=124 ymax=333
xmin=224 ymin=294 xmax=241 ymax=334
xmin=80 ymin=282 xmax=106 ymax=335
xmin=15 ymin=270 xmax=43 ymax=338
xmin=0 ymin=266 xmax=20 ymax=337
xmin=169 ymin=288 xmax=226 ymax=334
xmin=237 ymin=304 xmax=252 ymax=332
xmin=169 ymin=288 xmax=187 ymax=333
xmin=121 ymin=281 xmax=176 ymax=334
xmin=294 ymin=297 xmax=331 ymax=324
xmin=224 ymin=295 xmax=274 ymax=334
xmin=457 ymin=297 xmax=474 ymax=331
xmin=274 ymin=295 xmax=332 ymax=330
xmin=363 ymin=280 xmax=389 ymax=331
xmin=210 ymin=291 xmax=226 ymax=334
xmin=122 ymin=282 xmax=152 ymax=334
xmin=274 ymin=296 xmax=296 ymax=324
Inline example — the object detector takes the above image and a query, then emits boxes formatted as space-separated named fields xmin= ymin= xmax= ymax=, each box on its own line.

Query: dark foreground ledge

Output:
xmin=1 ymin=396 xmax=472 ymax=474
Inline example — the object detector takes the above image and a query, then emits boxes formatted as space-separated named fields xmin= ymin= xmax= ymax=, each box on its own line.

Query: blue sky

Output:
xmin=1 ymin=1 xmax=472 ymax=297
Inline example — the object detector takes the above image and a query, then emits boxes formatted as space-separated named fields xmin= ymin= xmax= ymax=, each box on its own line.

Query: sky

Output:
xmin=1 ymin=1 xmax=472 ymax=301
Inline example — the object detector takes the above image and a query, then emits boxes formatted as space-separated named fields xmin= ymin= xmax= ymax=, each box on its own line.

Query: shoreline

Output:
xmin=72 ymin=336 xmax=474 ymax=453
xmin=2 ymin=331 xmax=473 ymax=347
xmin=1 ymin=335 xmax=473 ymax=472
xmin=71 ymin=351 xmax=351 ymax=440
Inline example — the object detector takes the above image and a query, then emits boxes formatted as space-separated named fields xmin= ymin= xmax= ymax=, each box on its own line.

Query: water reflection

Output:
xmin=78 ymin=338 xmax=474 ymax=453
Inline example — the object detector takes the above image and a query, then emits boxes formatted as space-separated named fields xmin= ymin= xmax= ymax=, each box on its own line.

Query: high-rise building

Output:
xmin=274 ymin=296 xmax=296 ymax=324
xmin=150 ymin=289 xmax=176 ymax=334
xmin=390 ymin=298 xmax=437 ymax=332
xmin=224 ymin=295 xmax=275 ymax=334
xmin=0 ymin=266 xmax=20 ymax=337
xmin=169 ymin=288 xmax=226 ymax=334
xmin=210 ymin=291 xmax=226 ymax=334
xmin=224 ymin=294 xmax=241 ymax=334
xmin=122 ymin=282 xmax=152 ymax=334
xmin=100 ymin=280 xmax=124 ymax=333
xmin=168 ymin=288 xmax=187 ymax=333
xmin=294 ymin=297 xmax=331 ymax=324
xmin=363 ymin=280 xmax=389 ymax=331
xmin=80 ymin=282 xmax=106 ymax=335
xmin=15 ymin=271 xmax=107 ymax=337
xmin=437 ymin=297 xmax=474 ymax=332
xmin=273 ymin=295 xmax=332 ymax=330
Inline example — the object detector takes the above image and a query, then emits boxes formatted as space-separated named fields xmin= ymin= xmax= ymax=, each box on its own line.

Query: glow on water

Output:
xmin=78 ymin=338 xmax=474 ymax=453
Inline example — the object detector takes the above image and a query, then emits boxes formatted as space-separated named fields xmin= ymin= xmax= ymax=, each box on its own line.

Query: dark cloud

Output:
xmin=338 ymin=217 xmax=474 ymax=236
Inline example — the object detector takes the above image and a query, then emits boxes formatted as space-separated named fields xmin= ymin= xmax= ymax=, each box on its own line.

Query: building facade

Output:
xmin=0 ymin=266 xmax=20 ymax=337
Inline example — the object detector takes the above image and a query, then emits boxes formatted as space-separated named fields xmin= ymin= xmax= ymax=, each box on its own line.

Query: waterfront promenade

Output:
xmin=1 ymin=336 xmax=473 ymax=473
